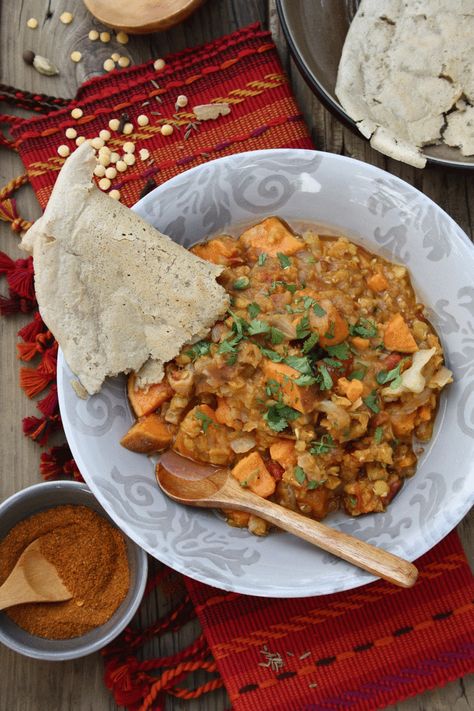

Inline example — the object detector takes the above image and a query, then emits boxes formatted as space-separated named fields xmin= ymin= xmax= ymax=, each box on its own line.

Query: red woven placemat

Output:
xmin=1 ymin=22 xmax=473 ymax=711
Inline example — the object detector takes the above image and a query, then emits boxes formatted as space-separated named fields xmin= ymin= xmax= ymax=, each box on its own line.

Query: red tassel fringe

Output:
xmin=40 ymin=444 xmax=82 ymax=481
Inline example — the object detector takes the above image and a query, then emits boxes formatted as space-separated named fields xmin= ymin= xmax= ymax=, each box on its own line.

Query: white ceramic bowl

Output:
xmin=58 ymin=149 xmax=474 ymax=597
xmin=0 ymin=481 xmax=148 ymax=660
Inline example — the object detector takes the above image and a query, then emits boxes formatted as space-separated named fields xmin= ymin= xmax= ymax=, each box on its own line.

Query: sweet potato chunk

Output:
xmin=215 ymin=397 xmax=240 ymax=429
xmin=174 ymin=405 xmax=235 ymax=466
xmin=121 ymin=413 xmax=176 ymax=453
xmin=383 ymin=313 xmax=418 ymax=353
xmin=262 ymin=359 xmax=317 ymax=414
xmin=351 ymin=336 xmax=370 ymax=351
xmin=191 ymin=236 xmax=242 ymax=266
xmin=231 ymin=452 xmax=276 ymax=498
xmin=239 ymin=217 xmax=303 ymax=257
xmin=269 ymin=439 xmax=297 ymax=470
xmin=367 ymin=273 xmax=388 ymax=292
xmin=390 ymin=411 xmax=417 ymax=437
xmin=223 ymin=509 xmax=250 ymax=528
xmin=127 ymin=373 xmax=173 ymax=418
xmin=309 ymin=299 xmax=349 ymax=347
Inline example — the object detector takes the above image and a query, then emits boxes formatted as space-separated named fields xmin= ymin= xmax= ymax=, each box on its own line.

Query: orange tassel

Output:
xmin=17 ymin=341 xmax=40 ymax=361
xmin=19 ymin=366 xmax=54 ymax=397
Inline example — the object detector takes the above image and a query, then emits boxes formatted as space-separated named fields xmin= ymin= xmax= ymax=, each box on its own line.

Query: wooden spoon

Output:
xmin=156 ymin=451 xmax=418 ymax=588
xmin=0 ymin=539 xmax=72 ymax=611
xmin=83 ymin=0 xmax=205 ymax=34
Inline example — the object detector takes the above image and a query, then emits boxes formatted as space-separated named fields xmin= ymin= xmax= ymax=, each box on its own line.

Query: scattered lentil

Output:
xmin=88 ymin=29 xmax=99 ymax=40
xmin=116 ymin=160 xmax=127 ymax=172
xmin=111 ymin=52 xmax=121 ymax=62
xmin=116 ymin=31 xmax=129 ymax=44
xmin=98 ymin=177 xmax=111 ymax=191
xmin=71 ymin=107 xmax=83 ymax=119
xmin=117 ymin=56 xmax=130 ymax=68
xmin=75 ymin=136 xmax=86 ymax=146
xmin=108 ymin=118 xmax=120 ymax=131
xmin=137 ymin=114 xmax=149 ymax=127
xmin=123 ymin=141 xmax=135 ymax=154
xmin=105 ymin=166 xmax=117 ymax=179
xmin=109 ymin=151 xmax=120 ymax=163
xmin=109 ymin=189 xmax=121 ymax=200
xmin=139 ymin=148 xmax=150 ymax=161
xmin=98 ymin=153 xmax=111 ymax=167
xmin=0 ymin=505 xmax=129 ymax=639
xmin=93 ymin=164 xmax=106 ymax=177
xmin=70 ymin=51 xmax=82 ymax=63
xmin=103 ymin=58 xmax=115 ymax=72
xmin=99 ymin=129 xmax=111 ymax=142
xmin=123 ymin=153 xmax=136 ymax=166
xmin=65 ymin=127 xmax=77 ymax=139
xmin=57 ymin=144 xmax=70 ymax=158
xmin=161 ymin=124 xmax=173 ymax=136
xmin=22 ymin=50 xmax=35 ymax=65
xmin=100 ymin=31 xmax=111 ymax=43
xmin=60 ymin=11 xmax=74 ymax=24
xmin=90 ymin=137 xmax=105 ymax=150
xmin=175 ymin=94 xmax=188 ymax=108
xmin=123 ymin=123 xmax=133 ymax=135
xmin=153 ymin=58 xmax=165 ymax=71
xmin=27 ymin=18 xmax=38 ymax=29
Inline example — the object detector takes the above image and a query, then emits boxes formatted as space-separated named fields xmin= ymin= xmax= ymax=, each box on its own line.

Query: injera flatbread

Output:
xmin=335 ymin=0 xmax=474 ymax=167
xmin=21 ymin=143 xmax=229 ymax=394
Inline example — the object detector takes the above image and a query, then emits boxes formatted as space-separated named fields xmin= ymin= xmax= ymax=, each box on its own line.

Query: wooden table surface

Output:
xmin=0 ymin=1 xmax=472 ymax=710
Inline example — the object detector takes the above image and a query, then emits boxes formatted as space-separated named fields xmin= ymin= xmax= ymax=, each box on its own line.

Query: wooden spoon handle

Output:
xmin=218 ymin=480 xmax=418 ymax=588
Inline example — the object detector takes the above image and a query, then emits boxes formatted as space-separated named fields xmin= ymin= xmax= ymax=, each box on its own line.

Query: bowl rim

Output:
xmin=0 ymin=480 xmax=148 ymax=660
xmin=275 ymin=0 xmax=474 ymax=172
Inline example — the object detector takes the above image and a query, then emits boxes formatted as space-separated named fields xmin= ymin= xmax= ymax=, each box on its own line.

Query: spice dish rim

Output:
xmin=0 ymin=480 xmax=148 ymax=661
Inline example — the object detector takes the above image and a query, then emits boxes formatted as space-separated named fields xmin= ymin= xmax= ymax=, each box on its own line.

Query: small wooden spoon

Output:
xmin=0 ymin=539 xmax=72 ymax=611
xmin=156 ymin=451 xmax=418 ymax=588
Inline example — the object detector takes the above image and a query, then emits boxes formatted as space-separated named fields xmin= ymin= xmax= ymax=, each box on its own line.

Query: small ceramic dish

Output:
xmin=0 ymin=480 xmax=148 ymax=660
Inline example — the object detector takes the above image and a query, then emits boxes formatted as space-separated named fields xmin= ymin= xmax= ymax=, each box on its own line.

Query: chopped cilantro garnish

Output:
xmin=350 ymin=318 xmax=378 ymax=338
xmin=195 ymin=410 xmax=214 ymax=433
xmin=348 ymin=365 xmax=367 ymax=381
xmin=296 ymin=315 xmax=311 ymax=339
xmin=277 ymin=252 xmax=291 ymax=269
xmin=270 ymin=327 xmax=285 ymax=345
xmin=293 ymin=373 xmax=317 ymax=386
xmin=228 ymin=310 xmax=248 ymax=337
xmin=302 ymin=332 xmax=319 ymax=354
xmin=348 ymin=496 xmax=357 ymax=507
xmin=313 ymin=302 xmax=326 ymax=317
xmin=326 ymin=342 xmax=351 ymax=360
xmin=247 ymin=302 xmax=261 ymax=319
xmin=363 ymin=390 xmax=380 ymax=413
xmin=294 ymin=466 xmax=306 ymax=485
xmin=303 ymin=296 xmax=315 ymax=310
xmin=310 ymin=433 xmax=336 ymax=455
xmin=233 ymin=276 xmax=250 ymax=290
xmin=374 ymin=426 xmax=384 ymax=444
xmin=284 ymin=355 xmax=313 ymax=374
xmin=376 ymin=358 xmax=407 ymax=388
xmin=323 ymin=321 xmax=335 ymax=340
xmin=265 ymin=379 xmax=280 ymax=397
xmin=218 ymin=335 xmax=241 ymax=364
xmin=272 ymin=280 xmax=297 ymax=294
xmin=307 ymin=480 xmax=321 ymax=490
xmin=259 ymin=347 xmax=284 ymax=362
xmin=257 ymin=252 xmax=267 ymax=266
xmin=247 ymin=319 xmax=270 ymax=336
xmin=264 ymin=402 xmax=300 ymax=432
xmin=185 ymin=340 xmax=211 ymax=361
xmin=323 ymin=357 xmax=343 ymax=369
xmin=317 ymin=363 xmax=333 ymax=390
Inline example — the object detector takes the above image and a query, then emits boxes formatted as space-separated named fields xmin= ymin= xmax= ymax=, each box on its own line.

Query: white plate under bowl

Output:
xmin=57 ymin=149 xmax=474 ymax=597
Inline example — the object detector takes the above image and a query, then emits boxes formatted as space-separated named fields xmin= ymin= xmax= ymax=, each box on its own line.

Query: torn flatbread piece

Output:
xmin=21 ymin=143 xmax=229 ymax=394
xmin=336 ymin=0 xmax=474 ymax=168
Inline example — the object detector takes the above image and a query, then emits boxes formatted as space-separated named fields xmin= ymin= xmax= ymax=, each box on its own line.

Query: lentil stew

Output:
xmin=121 ymin=217 xmax=452 ymax=536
